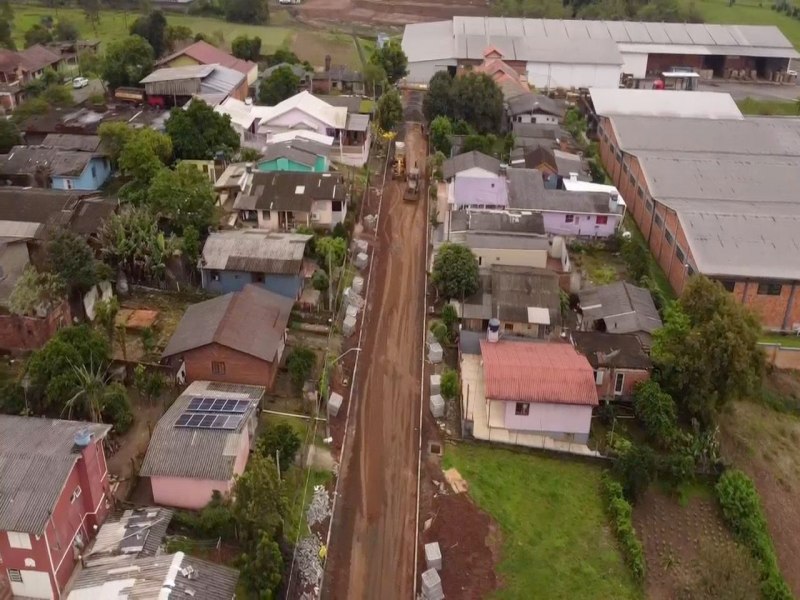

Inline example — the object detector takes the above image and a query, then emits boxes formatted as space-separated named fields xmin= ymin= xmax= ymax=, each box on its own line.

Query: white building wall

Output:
xmin=407 ymin=59 xmax=457 ymax=85
xmin=471 ymin=247 xmax=548 ymax=269
xmin=620 ymin=52 xmax=648 ymax=79
xmin=526 ymin=62 xmax=621 ymax=90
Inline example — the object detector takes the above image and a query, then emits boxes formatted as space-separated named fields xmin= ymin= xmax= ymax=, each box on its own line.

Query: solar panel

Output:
xmin=199 ymin=398 xmax=214 ymax=411
xmin=187 ymin=414 xmax=204 ymax=427
xmin=175 ymin=414 xmax=192 ymax=427
xmin=199 ymin=414 xmax=216 ymax=428
xmin=222 ymin=416 xmax=243 ymax=430
xmin=174 ymin=404 xmax=249 ymax=429
xmin=212 ymin=415 xmax=228 ymax=428
xmin=187 ymin=398 xmax=203 ymax=411
xmin=186 ymin=397 xmax=251 ymax=414
xmin=211 ymin=398 xmax=227 ymax=411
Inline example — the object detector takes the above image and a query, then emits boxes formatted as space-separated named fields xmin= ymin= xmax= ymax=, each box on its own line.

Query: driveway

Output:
xmin=700 ymin=79 xmax=799 ymax=102
xmin=71 ymin=78 xmax=105 ymax=104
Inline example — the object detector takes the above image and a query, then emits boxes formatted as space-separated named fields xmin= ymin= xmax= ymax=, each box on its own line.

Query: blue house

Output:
xmin=0 ymin=145 xmax=111 ymax=191
xmin=200 ymin=230 xmax=312 ymax=299
xmin=257 ymin=138 xmax=331 ymax=174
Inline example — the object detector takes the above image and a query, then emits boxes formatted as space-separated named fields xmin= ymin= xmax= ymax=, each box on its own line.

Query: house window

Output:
xmin=645 ymin=198 xmax=654 ymax=213
xmin=687 ymin=265 xmax=695 ymax=276
xmin=70 ymin=486 xmax=81 ymax=503
xmin=719 ymin=279 xmax=736 ymax=292
xmin=757 ymin=282 xmax=782 ymax=296
xmin=65 ymin=179 xmax=74 ymax=190
xmin=565 ymin=214 xmax=574 ymax=223
xmin=637 ymin=186 xmax=644 ymax=199
xmin=676 ymin=246 xmax=685 ymax=264
xmin=91 ymin=165 xmax=96 ymax=179
xmin=253 ymin=273 xmax=265 ymax=283
xmin=596 ymin=215 xmax=608 ymax=225
xmin=332 ymin=201 xmax=343 ymax=211
xmin=654 ymin=213 xmax=663 ymax=228
xmin=211 ymin=361 xmax=226 ymax=375
xmin=664 ymin=230 xmax=674 ymax=246
xmin=7 ymin=532 xmax=32 ymax=550
xmin=8 ymin=570 xmax=22 ymax=583
xmin=594 ymin=370 xmax=604 ymax=385
xmin=628 ymin=173 xmax=635 ymax=186
xmin=622 ymin=162 xmax=628 ymax=174
xmin=615 ymin=151 xmax=622 ymax=163
xmin=515 ymin=403 xmax=530 ymax=416
xmin=504 ymin=323 xmax=513 ymax=332
xmin=614 ymin=372 xmax=625 ymax=395
xmin=210 ymin=270 xmax=220 ymax=282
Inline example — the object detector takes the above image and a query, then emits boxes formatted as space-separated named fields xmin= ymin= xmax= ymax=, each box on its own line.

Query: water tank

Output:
xmin=74 ymin=428 xmax=92 ymax=448
xmin=487 ymin=318 xmax=500 ymax=343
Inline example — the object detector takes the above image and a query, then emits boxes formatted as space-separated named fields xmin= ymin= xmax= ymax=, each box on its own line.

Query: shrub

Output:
xmin=429 ymin=320 xmax=449 ymax=345
xmin=441 ymin=303 xmax=458 ymax=333
xmin=439 ymin=369 xmax=459 ymax=401
xmin=286 ymin=346 xmax=316 ymax=390
xmin=613 ymin=443 xmax=655 ymax=503
xmin=601 ymin=474 xmax=646 ymax=582
xmin=101 ymin=383 xmax=134 ymax=434
xmin=633 ymin=380 xmax=680 ymax=450
xmin=256 ymin=422 xmax=301 ymax=472
xmin=715 ymin=469 xmax=792 ymax=600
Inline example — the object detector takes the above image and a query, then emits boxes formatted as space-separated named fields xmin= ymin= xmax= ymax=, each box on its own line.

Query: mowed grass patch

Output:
xmin=693 ymin=0 xmax=800 ymax=49
xmin=738 ymin=96 xmax=800 ymax=116
xmin=443 ymin=444 xmax=641 ymax=600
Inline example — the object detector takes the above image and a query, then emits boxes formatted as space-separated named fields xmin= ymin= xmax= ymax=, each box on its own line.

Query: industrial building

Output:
xmin=401 ymin=17 xmax=799 ymax=88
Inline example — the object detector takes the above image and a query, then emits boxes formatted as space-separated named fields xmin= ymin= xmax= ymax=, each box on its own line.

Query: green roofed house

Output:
xmin=257 ymin=138 xmax=331 ymax=173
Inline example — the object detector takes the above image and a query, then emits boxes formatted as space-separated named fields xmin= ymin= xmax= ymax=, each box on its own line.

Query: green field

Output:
xmin=694 ymin=0 xmax=800 ymax=49
xmin=443 ymin=444 xmax=641 ymax=600
xmin=737 ymin=96 xmax=800 ymax=115
xmin=10 ymin=4 xmax=362 ymax=69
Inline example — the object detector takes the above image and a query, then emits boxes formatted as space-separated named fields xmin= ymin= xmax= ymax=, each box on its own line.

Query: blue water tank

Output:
xmin=74 ymin=428 xmax=92 ymax=447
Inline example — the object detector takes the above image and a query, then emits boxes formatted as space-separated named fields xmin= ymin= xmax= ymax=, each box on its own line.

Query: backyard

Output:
xmin=441 ymin=444 xmax=641 ymax=600
xmin=10 ymin=4 xmax=362 ymax=69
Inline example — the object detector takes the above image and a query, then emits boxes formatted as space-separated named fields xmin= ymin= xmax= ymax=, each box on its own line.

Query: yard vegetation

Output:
xmin=443 ymin=444 xmax=641 ymax=600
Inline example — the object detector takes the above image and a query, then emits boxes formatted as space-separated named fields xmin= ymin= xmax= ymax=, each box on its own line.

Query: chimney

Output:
xmin=608 ymin=192 xmax=620 ymax=213
xmin=245 ymin=163 xmax=253 ymax=174
xmin=487 ymin=318 xmax=500 ymax=343
xmin=569 ymin=172 xmax=578 ymax=182
xmin=324 ymin=54 xmax=332 ymax=72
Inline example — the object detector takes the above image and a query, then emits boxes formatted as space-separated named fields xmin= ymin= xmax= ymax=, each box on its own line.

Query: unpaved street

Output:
xmin=323 ymin=123 xmax=427 ymax=599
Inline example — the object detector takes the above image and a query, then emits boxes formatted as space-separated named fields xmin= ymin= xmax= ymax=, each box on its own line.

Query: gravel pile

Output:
xmin=296 ymin=534 xmax=323 ymax=589
xmin=307 ymin=484 xmax=331 ymax=528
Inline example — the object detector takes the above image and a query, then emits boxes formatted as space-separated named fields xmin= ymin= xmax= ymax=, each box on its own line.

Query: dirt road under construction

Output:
xmin=322 ymin=122 xmax=427 ymax=599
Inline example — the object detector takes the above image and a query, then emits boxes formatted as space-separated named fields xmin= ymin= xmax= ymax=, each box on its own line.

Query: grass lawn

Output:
xmin=737 ymin=97 xmax=800 ymax=116
xmin=694 ymin=0 xmax=800 ymax=48
xmin=624 ymin=214 xmax=677 ymax=303
xmin=759 ymin=333 xmax=800 ymax=348
xmin=11 ymin=5 xmax=362 ymax=68
xmin=443 ymin=444 xmax=641 ymax=600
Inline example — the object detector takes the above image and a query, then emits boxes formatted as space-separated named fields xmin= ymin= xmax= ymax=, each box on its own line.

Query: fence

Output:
xmin=759 ymin=342 xmax=800 ymax=370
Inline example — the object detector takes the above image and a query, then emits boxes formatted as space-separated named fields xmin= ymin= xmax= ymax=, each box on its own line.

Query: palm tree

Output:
xmin=62 ymin=360 xmax=107 ymax=423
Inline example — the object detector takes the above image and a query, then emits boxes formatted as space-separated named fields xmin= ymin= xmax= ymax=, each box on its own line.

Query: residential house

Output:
xmin=162 ymin=284 xmax=292 ymax=389
xmin=213 ymin=96 xmax=275 ymax=144
xmin=442 ymin=151 xmax=505 ymax=209
xmin=459 ymin=336 xmax=598 ymax=448
xmin=257 ymin=138 xmax=331 ymax=173
xmin=140 ymin=64 xmax=248 ymax=107
xmin=45 ymin=40 xmax=101 ymax=71
xmin=214 ymin=162 xmax=250 ymax=210
xmin=311 ymin=57 xmax=365 ymax=95
xmin=0 ymin=146 xmax=111 ymax=191
xmin=0 ymin=45 xmax=63 ymax=110
xmin=82 ymin=507 xmax=174 ymax=568
xmin=68 ymin=551 xmax=240 ymax=599
xmin=512 ymin=122 xmax=573 ymax=151
xmin=18 ymin=44 xmax=63 ymax=80
xmin=139 ymin=380 xmax=265 ymax=509
xmin=571 ymin=331 xmax=652 ymax=400
xmin=509 ymin=146 xmax=588 ymax=188
xmin=199 ymin=230 xmax=311 ymax=298
xmin=0 ymin=416 xmax=111 ymax=600
xmin=40 ymin=133 xmax=105 ymax=153
xmin=260 ymin=62 xmax=312 ymax=90
xmin=506 ymin=92 xmax=564 ymax=125
xmin=156 ymin=40 xmax=258 ymax=86
xmin=254 ymin=91 xmax=371 ymax=166
xmin=467 ymin=46 xmax=530 ymax=100
xmin=234 ymin=171 xmax=347 ymax=231
xmin=457 ymin=265 xmax=562 ymax=338
xmin=577 ymin=281 xmax=663 ymax=349
xmin=315 ymin=94 xmax=374 ymax=116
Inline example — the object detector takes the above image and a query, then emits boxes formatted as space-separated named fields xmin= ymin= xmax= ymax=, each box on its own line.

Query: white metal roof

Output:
xmin=590 ymin=89 xmax=743 ymax=119
xmin=267 ymin=130 xmax=334 ymax=146
xmin=214 ymin=96 xmax=274 ymax=130
xmin=258 ymin=91 xmax=347 ymax=130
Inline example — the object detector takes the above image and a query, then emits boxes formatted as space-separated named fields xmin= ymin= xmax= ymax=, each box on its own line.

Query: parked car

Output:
xmin=72 ymin=76 xmax=90 ymax=89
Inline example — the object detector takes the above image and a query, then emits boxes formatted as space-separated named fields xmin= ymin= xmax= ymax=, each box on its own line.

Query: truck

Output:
xmin=392 ymin=141 xmax=406 ymax=180
xmin=404 ymin=166 xmax=419 ymax=202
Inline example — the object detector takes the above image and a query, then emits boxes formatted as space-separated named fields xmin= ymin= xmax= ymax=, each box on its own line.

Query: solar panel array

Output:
xmin=174 ymin=397 xmax=253 ymax=430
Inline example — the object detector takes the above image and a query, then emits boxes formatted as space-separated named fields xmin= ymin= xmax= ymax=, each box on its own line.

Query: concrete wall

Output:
xmin=499 ymin=399 xmax=592 ymax=436
xmin=541 ymin=211 xmax=620 ymax=238
xmin=51 ymin=157 xmax=111 ymax=191
xmin=761 ymin=344 xmax=800 ymax=370
xmin=512 ymin=113 xmax=559 ymax=125
xmin=620 ymin=52 xmax=648 ymax=78
xmin=407 ymin=60 xmax=457 ymax=84
xmin=0 ymin=300 xmax=70 ymax=353
xmin=594 ymin=366 xmax=649 ymax=399
xmin=174 ymin=343 xmax=279 ymax=389
xmin=472 ymin=246 xmax=548 ymax=269
xmin=527 ymin=62 xmax=620 ymax=90
xmin=201 ymin=269 xmax=303 ymax=299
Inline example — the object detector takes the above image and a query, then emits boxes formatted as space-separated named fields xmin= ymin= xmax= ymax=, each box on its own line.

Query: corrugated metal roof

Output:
xmin=157 ymin=40 xmax=256 ymax=76
xmin=200 ymin=230 xmax=311 ymax=273
xmin=578 ymin=281 xmax=662 ymax=334
xmin=86 ymin=507 xmax=174 ymax=567
xmin=258 ymin=91 xmax=347 ymax=130
xmin=0 ymin=416 xmax=111 ymax=533
xmin=200 ymin=65 xmax=246 ymax=95
xmin=442 ymin=151 xmax=501 ymax=180
xmin=139 ymin=381 xmax=264 ymax=480
xmin=571 ymin=331 xmax=652 ymax=370
xmin=479 ymin=340 xmax=598 ymax=405
xmin=162 ymin=284 xmax=293 ymax=362
xmin=0 ymin=145 xmax=99 ymax=177
xmin=42 ymin=133 xmax=104 ymax=152
xmin=590 ymin=89 xmax=743 ymax=119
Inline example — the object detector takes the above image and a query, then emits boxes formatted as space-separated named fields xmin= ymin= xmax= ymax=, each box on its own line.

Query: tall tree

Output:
xmin=231 ymin=35 xmax=261 ymax=61
xmin=54 ymin=19 xmax=80 ymax=42
xmin=224 ymin=0 xmax=269 ymax=24
xmin=0 ymin=119 xmax=20 ymax=153
xmin=98 ymin=121 xmax=134 ymax=166
xmin=652 ymin=276 xmax=765 ymax=423
xmin=80 ymin=0 xmax=101 ymax=35
xmin=118 ymin=128 xmax=173 ymax=199
xmin=432 ymin=243 xmax=479 ymax=300
xmin=423 ymin=70 xmax=453 ymax=122
xmin=165 ymin=99 xmax=240 ymax=160
xmin=370 ymin=39 xmax=408 ymax=84
xmin=0 ymin=19 xmax=15 ymax=51
xmin=375 ymin=88 xmax=403 ymax=131
xmin=47 ymin=230 xmax=100 ymax=295
xmin=24 ymin=24 xmax=53 ymax=48
xmin=129 ymin=10 xmax=168 ymax=58
xmin=257 ymin=65 xmax=299 ymax=105
xmin=451 ymin=72 xmax=503 ymax=134
xmin=0 ymin=0 xmax=12 ymax=23
xmin=363 ymin=62 xmax=386 ymax=98
xmin=429 ymin=115 xmax=452 ymax=156
xmin=102 ymin=35 xmax=155 ymax=90
xmin=147 ymin=163 xmax=217 ymax=235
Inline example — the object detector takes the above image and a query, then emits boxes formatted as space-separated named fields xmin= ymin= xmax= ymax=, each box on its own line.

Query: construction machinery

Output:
xmin=404 ymin=165 xmax=419 ymax=202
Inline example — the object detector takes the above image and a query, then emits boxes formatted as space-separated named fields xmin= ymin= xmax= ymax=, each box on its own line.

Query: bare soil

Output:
xmin=322 ymin=123 xmax=428 ymax=599
xmin=297 ymin=0 xmax=489 ymax=28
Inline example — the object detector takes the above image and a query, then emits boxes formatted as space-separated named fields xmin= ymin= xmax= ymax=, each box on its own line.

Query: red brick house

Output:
xmin=597 ymin=114 xmax=800 ymax=332
xmin=162 ymin=284 xmax=292 ymax=388
xmin=571 ymin=331 xmax=652 ymax=400
xmin=0 ymin=416 xmax=111 ymax=600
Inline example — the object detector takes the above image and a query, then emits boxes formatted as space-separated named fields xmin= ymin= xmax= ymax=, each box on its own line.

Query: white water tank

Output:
xmin=487 ymin=318 xmax=500 ymax=343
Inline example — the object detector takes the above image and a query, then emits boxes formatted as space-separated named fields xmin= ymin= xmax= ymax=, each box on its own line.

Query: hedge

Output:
xmin=715 ymin=470 xmax=792 ymax=600
xmin=601 ymin=474 xmax=646 ymax=583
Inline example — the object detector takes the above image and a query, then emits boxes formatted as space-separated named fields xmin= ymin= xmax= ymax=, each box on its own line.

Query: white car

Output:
xmin=72 ymin=76 xmax=89 ymax=89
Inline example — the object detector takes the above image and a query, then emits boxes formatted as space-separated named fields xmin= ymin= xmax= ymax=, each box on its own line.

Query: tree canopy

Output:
xmin=118 ymin=127 xmax=173 ymax=200
xmin=24 ymin=24 xmax=53 ymax=48
xmin=165 ymin=99 xmax=240 ymax=160
xmin=432 ymin=243 xmax=479 ymax=300
xmin=0 ymin=118 xmax=20 ymax=153
xmin=129 ymin=10 xmax=168 ymax=58
xmin=148 ymin=163 xmax=217 ymax=235
xmin=231 ymin=35 xmax=261 ymax=61
xmin=54 ymin=19 xmax=79 ymax=42
xmin=224 ymin=0 xmax=269 ymax=24
xmin=423 ymin=71 xmax=503 ymax=134
xmin=9 ymin=266 xmax=65 ymax=318
xmin=47 ymin=230 xmax=101 ymax=294
xmin=102 ymin=35 xmax=155 ymax=90
xmin=652 ymin=276 xmax=765 ymax=423
xmin=258 ymin=65 xmax=300 ymax=105
xmin=375 ymin=89 xmax=403 ymax=131
xmin=370 ymin=39 xmax=408 ymax=84
xmin=429 ymin=115 xmax=452 ymax=156
xmin=423 ymin=71 xmax=453 ymax=123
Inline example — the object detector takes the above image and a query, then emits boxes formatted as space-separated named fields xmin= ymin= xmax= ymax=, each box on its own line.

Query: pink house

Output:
xmin=139 ymin=381 xmax=265 ymax=510
xmin=460 ymin=334 xmax=598 ymax=449
xmin=0 ymin=416 xmax=111 ymax=600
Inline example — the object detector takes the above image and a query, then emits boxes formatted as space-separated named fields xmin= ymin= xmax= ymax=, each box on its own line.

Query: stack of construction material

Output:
xmin=430 ymin=394 xmax=445 ymax=418
xmin=351 ymin=275 xmax=364 ymax=295
xmin=354 ymin=252 xmax=369 ymax=269
xmin=425 ymin=542 xmax=442 ymax=571
xmin=327 ymin=392 xmax=343 ymax=417
xmin=421 ymin=568 xmax=444 ymax=600
xmin=430 ymin=374 xmax=441 ymax=395
xmin=428 ymin=342 xmax=443 ymax=363
xmin=343 ymin=315 xmax=357 ymax=336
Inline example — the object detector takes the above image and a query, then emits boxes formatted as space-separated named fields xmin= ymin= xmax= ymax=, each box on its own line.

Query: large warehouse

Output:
xmin=401 ymin=17 xmax=799 ymax=88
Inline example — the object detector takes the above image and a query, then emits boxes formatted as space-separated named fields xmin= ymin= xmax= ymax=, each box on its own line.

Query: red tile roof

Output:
xmin=158 ymin=41 xmax=255 ymax=76
xmin=480 ymin=340 xmax=599 ymax=406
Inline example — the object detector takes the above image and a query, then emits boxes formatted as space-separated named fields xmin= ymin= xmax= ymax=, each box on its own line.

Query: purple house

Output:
xmin=443 ymin=151 xmax=506 ymax=209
